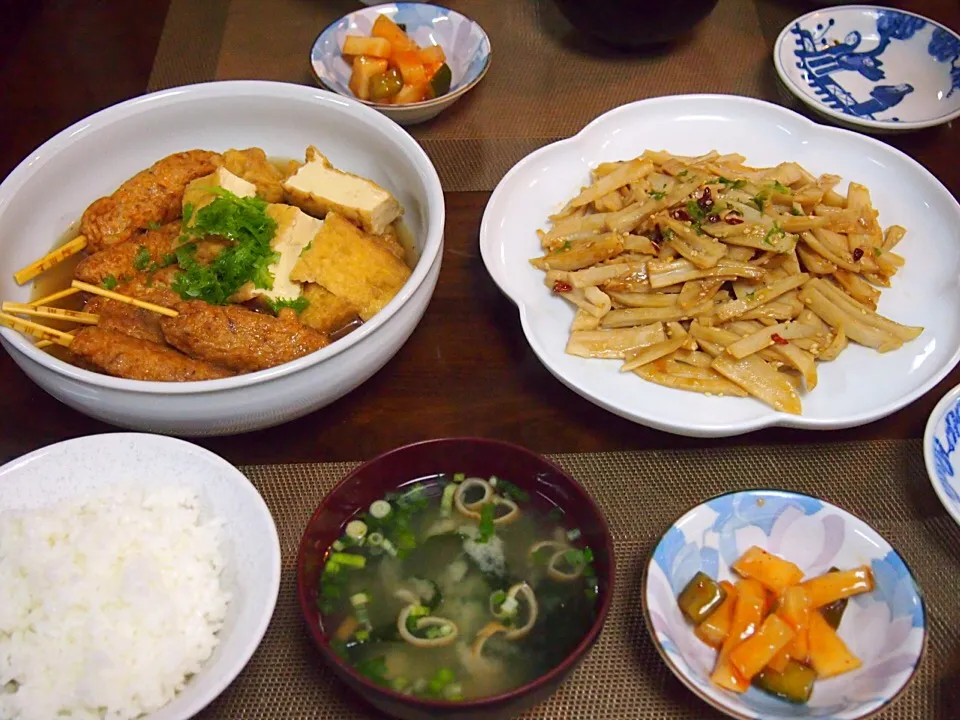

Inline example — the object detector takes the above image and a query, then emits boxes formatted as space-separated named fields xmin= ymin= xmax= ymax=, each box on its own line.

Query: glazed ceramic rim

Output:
xmin=294 ymin=436 xmax=616 ymax=713
xmin=922 ymin=383 xmax=960 ymax=528
xmin=640 ymin=488 xmax=927 ymax=720
xmin=309 ymin=2 xmax=492 ymax=112
xmin=0 ymin=432 xmax=283 ymax=719
xmin=0 ymin=80 xmax=445 ymax=395
xmin=773 ymin=5 xmax=960 ymax=131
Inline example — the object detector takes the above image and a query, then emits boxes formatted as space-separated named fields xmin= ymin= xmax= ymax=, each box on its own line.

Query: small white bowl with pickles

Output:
xmin=642 ymin=489 xmax=926 ymax=719
xmin=310 ymin=3 xmax=491 ymax=126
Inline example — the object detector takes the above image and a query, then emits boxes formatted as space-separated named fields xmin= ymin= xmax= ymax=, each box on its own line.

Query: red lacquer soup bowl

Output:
xmin=295 ymin=437 xmax=615 ymax=720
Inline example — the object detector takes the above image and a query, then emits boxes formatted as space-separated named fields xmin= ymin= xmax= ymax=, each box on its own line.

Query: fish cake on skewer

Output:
xmin=160 ymin=301 xmax=329 ymax=373
xmin=80 ymin=149 xmax=222 ymax=253
xmin=70 ymin=327 xmax=233 ymax=381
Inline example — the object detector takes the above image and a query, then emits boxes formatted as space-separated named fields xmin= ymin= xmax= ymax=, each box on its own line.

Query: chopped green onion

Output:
xmin=488 ymin=475 xmax=499 ymax=487
xmin=477 ymin=503 xmax=495 ymax=543
xmin=500 ymin=596 xmax=519 ymax=615
xmin=440 ymin=483 xmax=456 ymax=516
xmin=548 ymin=506 xmax=564 ymax=521
xmin=329 ymin=552 xmax=366 ymax=569
xmin=443 ymin=682 xmax=463 ymax=700
xmin=367 ymin=532 xmax=384 ymax=547
xmin=566 ymin=528 xmax=582 ymax=542
xmin=370 ymin=500 xmax=392 ymax=519
xmin=350 ymin=592 xmax=370 ymax=607
xmin=354 ymin=629 xmax=370 ymax=642
xmin=452 ymin=472 xmax=466 ymax=483
xmin=332 ymin=539 xmax=345 ymax=551
xmin=324 ymin=562 xmax=341 ymax=575
xmin=346 ymin=520 xmax=368 ymax=540
xmin=382 ymin=538 xmax=398 ymax=557
xmin=491 ymin=590 xmax=506 ymax=606
xmin=390 ymin=676 xmax=409 ymax=692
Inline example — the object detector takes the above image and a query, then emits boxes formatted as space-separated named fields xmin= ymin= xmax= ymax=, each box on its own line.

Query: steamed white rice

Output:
xmin=0 ymin=485 xmax=230 ymax=720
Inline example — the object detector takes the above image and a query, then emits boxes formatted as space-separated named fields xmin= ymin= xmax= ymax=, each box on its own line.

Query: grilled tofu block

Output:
xmin=283 ymin=146 xmax=402 ymax=235
xmin=182 ymin=166 xmax=257 ymax=214
xmin=290 ymin=212 xmax=411 ymax=321
xmin=299 ymin=283 xmax=361 ymax=335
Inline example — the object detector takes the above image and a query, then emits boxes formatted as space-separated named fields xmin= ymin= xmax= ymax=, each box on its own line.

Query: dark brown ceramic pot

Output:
xmin=296 ymin=437 xmax=615 ymax=720
xmin=553 ymin=0 xmax=720 ymax=47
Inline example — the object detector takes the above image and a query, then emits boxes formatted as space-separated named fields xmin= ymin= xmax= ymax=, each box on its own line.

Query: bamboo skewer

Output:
xmin=71 ymin=280 xmax=179 ymax=317
xmin=0 ymin=312 xmax=74 ymax=347
xmin=27 ymin=287 xmax=81 ymax=307
xmin=13 ymin=236 xmax=88 ymax=285
xmin=1 ymin=302 xmax=100 ymax=325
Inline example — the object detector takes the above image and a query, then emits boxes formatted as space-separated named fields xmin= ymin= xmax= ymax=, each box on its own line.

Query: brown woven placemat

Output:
xmin=148 ymin=0 xmax=802 ymax=192
xmin=197 ymin=440 xmax=960 ymax=718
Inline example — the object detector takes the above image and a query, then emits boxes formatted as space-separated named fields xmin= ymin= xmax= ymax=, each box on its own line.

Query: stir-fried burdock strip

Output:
xmin=161 ymin=301 xmax=330 ymax=373
xmin=70 ymin=327 xmax=234 ymax=381
xmin=83 ymin=297 xmax=168 ymax=346
xmin=80 ymin=150 xmax=222 ymax=253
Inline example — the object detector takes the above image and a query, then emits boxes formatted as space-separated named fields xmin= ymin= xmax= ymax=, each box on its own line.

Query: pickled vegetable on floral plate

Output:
xmin=676 ymin=546 xmax=875 ymax=704
xmin=342 ymin=15 xmax=452 ymax=105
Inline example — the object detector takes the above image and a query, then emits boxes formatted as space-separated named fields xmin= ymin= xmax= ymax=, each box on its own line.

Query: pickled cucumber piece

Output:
xmin=754 ymin=660 xmax=816 ymax=704
xmin=678 ymin=571 xmax=727 ymax=624
xmin=429 ymin=63 xmax=452 ymax=98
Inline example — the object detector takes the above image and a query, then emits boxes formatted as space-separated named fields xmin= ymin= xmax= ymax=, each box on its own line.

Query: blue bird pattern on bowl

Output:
xmin=645 ymin=490 xmax=925 ymax=719
xmin=783 ymin=6 xmax=960 ymax=125
xmin=928 ymin=396 xmax=960 ymax=512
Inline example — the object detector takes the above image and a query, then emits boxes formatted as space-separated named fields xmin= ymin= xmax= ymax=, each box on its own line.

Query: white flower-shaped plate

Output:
xmin=479 ymin=94 xmax=960 ymax=438
xmin=643 ymin=489 xmax=925 ymax=719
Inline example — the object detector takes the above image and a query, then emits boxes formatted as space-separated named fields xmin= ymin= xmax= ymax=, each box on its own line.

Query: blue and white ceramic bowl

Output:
xmin=923 ymin=384 xmax=960 ymax=528
xmin=310 ymin=3 xmax=491 ymax=126
xmin=774 ymin=6 xmax=960 ymax=132
xmin=643 ymin=490 xmax=926 ymax=719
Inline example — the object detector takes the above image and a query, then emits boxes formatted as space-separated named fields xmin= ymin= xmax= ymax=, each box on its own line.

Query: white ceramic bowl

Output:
xmin=479 ymin=94 xmax=960 ymax=438
xmin=643 ymin=489 xmax=926 ymax=719
xmin=774 ymin=5 xmax=960 ymax=132
xmin=0 ymin=433 xmax=281 ymax=719
xmin=310 ymin=2 xmax=491 ymax=126
xmin=0 ymin=80 xmax=445 ymax=436
xmin=922 ymin=383 xmax=960 ymax=528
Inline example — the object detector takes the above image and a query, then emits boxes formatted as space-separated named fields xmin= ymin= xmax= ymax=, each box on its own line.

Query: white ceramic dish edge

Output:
xmin=479 ymin=93 xmax=960 ymax=437
xmin=0 ymin=433 xmax=282 ymax=720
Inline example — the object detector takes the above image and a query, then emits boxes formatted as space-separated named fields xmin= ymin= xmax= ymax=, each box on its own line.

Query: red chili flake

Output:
xmin=852 ymin=247 xmax=864 ymax=261
xmin=698 ymin=186 xmax=714 ymax=211
xmin=771 ymin=333 xmax=788 ymax=345
xmin=553 ymin=280 xmax=572 ymax=293
xmin=724 ymin=212 xmax=744 ymax=225
xmin=671 ymin=208 xmax=691 ymax=221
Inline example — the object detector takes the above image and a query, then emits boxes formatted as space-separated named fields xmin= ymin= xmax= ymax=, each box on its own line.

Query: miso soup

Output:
xmin=318 ymin=473 xmax=599 ymax=701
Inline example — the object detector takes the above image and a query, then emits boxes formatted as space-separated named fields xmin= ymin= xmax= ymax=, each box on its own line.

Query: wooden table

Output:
xmin=0 ymin=0 xmax=958 ymax=466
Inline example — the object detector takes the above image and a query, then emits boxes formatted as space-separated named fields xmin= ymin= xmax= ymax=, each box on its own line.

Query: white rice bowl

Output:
xmin=0 ymin=434 xmax=280 ymax=720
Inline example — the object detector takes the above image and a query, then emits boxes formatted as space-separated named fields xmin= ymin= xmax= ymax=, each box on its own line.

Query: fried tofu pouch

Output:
xmin=290 ymin=212 xmax=411 ymax=321
xmin=299 ymin=284 xmax=361 ymax=335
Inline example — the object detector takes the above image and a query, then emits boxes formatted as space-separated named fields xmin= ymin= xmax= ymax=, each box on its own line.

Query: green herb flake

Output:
xmin=172 ymin=190 xmax=279 ymax=305
xmin=772 ymin=180 xmax=791 ymax=194
xmin=182 ymin=202 xmax=195 ymax=225
xmin=717 ymin=177 xmax=746 ymax=190
xmin=873 ymin=247 xmax=882 ymax=257
xmin=746 ymin=291 xmax=757 ymax=301
xmin=676 ymin=170 xmax=689 ymax=177
xmin=686 ymin=200 xmax=706 ymax=224
xmin=763 ymin=221 xmax=786 ymax=246
xmin=751 ymin=193 xmax=768 ymax=212
xmin=101 ymin=274 xmax=118 ymax=291
xmin=649 ymin=189 xmax=667 ymax=201
xmin=132 ymin=245 xmax=152 ymax=271
xmin=559 ymin=240 xmax=572 ymax=253
xmin=791 ymin=207 xmax=803 ymax=216
xmin=266 ymin=296 xmax=310 ymax=314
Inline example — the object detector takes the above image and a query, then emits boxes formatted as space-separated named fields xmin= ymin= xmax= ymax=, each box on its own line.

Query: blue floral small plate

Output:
xmin=310 ymin=3 xmax=491 ymax=126
xmin=643 ymin=489 xmax=925 ymax=719
xmin=774 ymin=5 xmax=960 ymax=132
xmin=923 ymin=384 xmax=960 ymax=528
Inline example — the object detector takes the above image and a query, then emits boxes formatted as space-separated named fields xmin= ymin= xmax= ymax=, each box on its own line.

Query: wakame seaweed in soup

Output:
xmin=318 ymin=474 xmax=599 ymax=701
